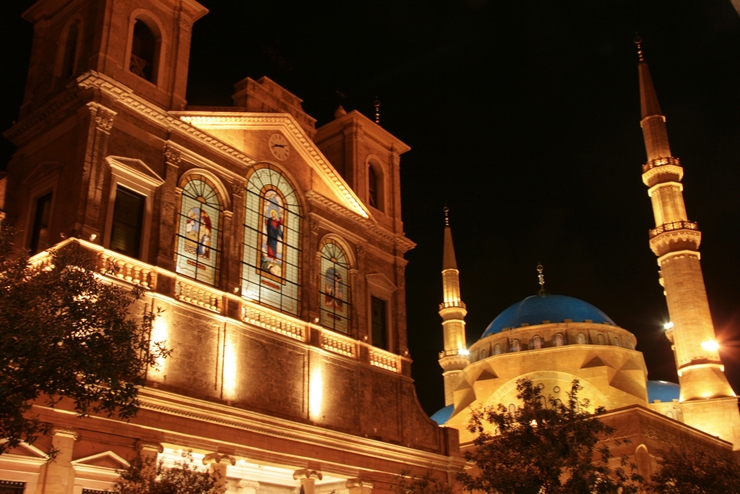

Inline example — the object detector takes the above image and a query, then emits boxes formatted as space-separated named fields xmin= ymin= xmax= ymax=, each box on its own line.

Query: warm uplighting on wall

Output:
xmin=309 ymin=365 xmax=323 ymax=420
xmin=701 ymin=339 xmax=720 ymax=352
xmin=223 ymin=337 xmax=237 ymax=400
xmin=151 ymin=313 xmax=169 ymax=374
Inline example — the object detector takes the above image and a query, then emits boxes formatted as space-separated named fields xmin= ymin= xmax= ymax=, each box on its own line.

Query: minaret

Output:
xmin=438 ymin=208 xmax=469 ymax=407
xmin=636 ymin=38 xmax=740 ymax=447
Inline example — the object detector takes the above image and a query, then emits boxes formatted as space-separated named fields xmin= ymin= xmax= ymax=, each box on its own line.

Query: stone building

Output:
xmin=432 ymin=38 xmax=740 ymax=479
xmin=0 ymin=1 xmax=461 ymax=492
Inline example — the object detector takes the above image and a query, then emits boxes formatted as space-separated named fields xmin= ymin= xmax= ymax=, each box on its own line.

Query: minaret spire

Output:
xmin=438 ymin=208 xmax=469 ymax=407
xmin=637 ymin=40 xmax=740 ymax=448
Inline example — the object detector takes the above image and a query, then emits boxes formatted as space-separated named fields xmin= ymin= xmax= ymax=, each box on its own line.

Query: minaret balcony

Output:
xmin=641 ymin=156 xmax=683 ymax=186
xmin=439 ymin=301 xmax=466 ymax=310
xmin=649 ymin=221 xmax=701 ymax=256
xmin=649 ymin=220 xmax=698 ymax=238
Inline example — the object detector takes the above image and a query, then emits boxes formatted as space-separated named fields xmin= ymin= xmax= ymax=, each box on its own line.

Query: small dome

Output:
xmin=430 ymin=404 xmax=454 ymax=425
xmin=481 ymin=294 xmax=616 ymax=339
xmin=647 ymin=380 xmax=680 ymax=402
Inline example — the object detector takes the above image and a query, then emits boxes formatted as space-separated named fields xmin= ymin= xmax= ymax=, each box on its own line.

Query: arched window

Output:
xmin=367 ymin=161 xmax=384 ymax=211
xmin=532 ymin=335 xmax=542 ymax=349
xmin=577 ymin=332 xmax=586 ymax=344
xmin=554 ymin=333 xmax=564 ymax=346
xmin=480 ymin=346 xmax=488 ymax=359
xmin=597 ymin=333 xmax=605 ymax=345
xmin=242 ymin=165 xmax=301 ymax=315
xmin=130 ymin=19 xmax=158 ymax=82
xmin=175 ymin=175 xmax=223 ymax=286
xmin=60 ymin=19 xmax=80 ymax=79
xmin=493 ymin=343 xmax=501 ymax=355
xmin=614 ymin=336 xmax=621 ymax=347
xmin=319 ymin=240 xmax=351 ymax=333
xmin=510 ymin=339 xmax=520 ymax=352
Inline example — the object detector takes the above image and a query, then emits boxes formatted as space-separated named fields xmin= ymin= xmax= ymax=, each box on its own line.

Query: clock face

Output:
xmin=268 ymin=133 xmax=290 ymax=160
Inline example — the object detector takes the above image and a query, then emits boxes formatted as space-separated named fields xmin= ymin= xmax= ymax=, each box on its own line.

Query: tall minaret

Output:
xmin=438 ymin=208 xmax=469 ymax=407
xmin=636 ymin=38 xmax=740 ymax=447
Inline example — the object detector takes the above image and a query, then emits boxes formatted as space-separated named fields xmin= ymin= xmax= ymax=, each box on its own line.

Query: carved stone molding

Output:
xmin=202 ymin=452 xmax=236 ymax=466
xmin=135 ymin=440 xmax=163 ymax=453
xmin=164 ymin=144 xmax=182 ymax=166
xmin=346 ymin=478 xmax=374 ymax=488
xmin=87 ymin=102 xmax=116 ymax=133
xmin=293 ymin=469 xmax=323 ymax=480
xmin=52 ymin=428 xmax=79 ymax=441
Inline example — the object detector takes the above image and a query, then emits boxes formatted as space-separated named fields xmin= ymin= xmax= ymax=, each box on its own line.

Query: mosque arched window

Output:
xmin=554 ymin=333 xmax=564 ymax=346
xmin=480 ymin=346 xmax=488 ymax=358
xmin=510 ymin=339 xmax=520 ymax=352
xmin=319 ymin=239 xmax=351 ymax=333
xmin=532 ymin=335 xmax=542 ymax=349
xmin=597 ymin=333 xmax=606 ymax=345
xmin=493 ymin=343 xmax=501 ymax=355
xmin=175 ymin=174 xmax=223 ymax=286
xmin=666 ymin=411 xmax=674 ymax=419
xmin=614 ymin=336 xmax=621 ymax=347
xmin=577 ymin=332 xmax=587 ymax=344
xmin=241 ymin=165 xmax=302 ymax=315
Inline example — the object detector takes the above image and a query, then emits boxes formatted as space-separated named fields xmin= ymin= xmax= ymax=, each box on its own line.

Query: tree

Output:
xmin=0 ymin=225 xmax=169 ymax=454
xmin=394 ymin=470 xmax=453 ymax=494
xmin=115 ymin=451 xmax=225 ymax=494
xmin=647 ymin=440 xmax=740 ymax=493
xmin=457 ymin=378 xmax=643 ymax=494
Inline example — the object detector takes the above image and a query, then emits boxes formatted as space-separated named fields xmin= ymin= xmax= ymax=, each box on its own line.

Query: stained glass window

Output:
xmin=319 ymin=241 xmax=351 ymax=333
xmin=175 ymin=175 xmax=222 ymax=286
xmin=242 ymin=166 xmax=301 ymax=315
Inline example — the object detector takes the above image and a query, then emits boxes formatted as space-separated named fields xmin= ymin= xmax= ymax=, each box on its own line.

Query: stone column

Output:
xmin=203 ymin=453 xmax=235 ymax=492
xmin=346 ymin=478 xmax=374 ymax=493
xmin=42 ymin=428 xmax=78 ymax=494
xmin=293 ymin=469 xmax=322 ymax=494
xmin=157 ymin=144 xmax=181 ymax=270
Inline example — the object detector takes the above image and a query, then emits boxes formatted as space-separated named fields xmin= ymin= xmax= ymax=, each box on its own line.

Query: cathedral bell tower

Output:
xmin=438 ymin=208 xmax=469 ymax=406
xmin=636 ymin=39 xmax=740 ymax=447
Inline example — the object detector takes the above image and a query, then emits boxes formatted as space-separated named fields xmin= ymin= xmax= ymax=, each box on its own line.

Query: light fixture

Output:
xmin=701 ymin=340 xmax=720 ymax=352
xmin=664 ymin=321 xmax=674 ymax=330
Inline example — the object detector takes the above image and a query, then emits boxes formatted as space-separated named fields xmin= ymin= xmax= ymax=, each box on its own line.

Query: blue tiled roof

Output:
xmin=481 ymin=294 xmax=616 ymax=339
xmin=647 ymin=380 xmax=680 ymax=402
xmin=430 ymin=404 xmax=454 ymax=425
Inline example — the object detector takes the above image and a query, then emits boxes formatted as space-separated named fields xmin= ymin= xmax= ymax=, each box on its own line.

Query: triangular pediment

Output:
xmin=1 ymin=441 xmax=47 ymax=458
xmin=365 ymin=273 xmax=397 ymax=293
xmin=175 ymin=112 xmax=370 ymax=219
xmin=72 ymin=450 xmax=129 ymax=469
xmin=107 ymin=156 xmax=164 ymax=188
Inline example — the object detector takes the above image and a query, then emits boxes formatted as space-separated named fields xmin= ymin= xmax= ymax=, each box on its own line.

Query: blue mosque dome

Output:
xmin=481 ymin=294 xmax=616 ymax=339
xmin=430 ymin=404 xmax=454 ymax=425
xmin=646 ymin=380 xmax=680 ymax=402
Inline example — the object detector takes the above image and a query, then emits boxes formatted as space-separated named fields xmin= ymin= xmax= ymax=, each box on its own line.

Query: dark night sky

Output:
xmin=2 ymin=1 xmax=740 ymax=417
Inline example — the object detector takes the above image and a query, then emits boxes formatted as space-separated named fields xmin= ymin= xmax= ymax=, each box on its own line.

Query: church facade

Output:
xmin=433 ymin=39 xmax=740 ymax=479
xmin=0 ymin=1 xmax=461 ymax=493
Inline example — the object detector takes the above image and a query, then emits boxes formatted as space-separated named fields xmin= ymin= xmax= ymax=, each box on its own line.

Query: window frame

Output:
xmin=365 ymin=273 xmax=396 ymax=351
xmin=318 ymin=237 xmax=354 ymax=334
xmin=104 ymin=157 xmax=164 ymax=261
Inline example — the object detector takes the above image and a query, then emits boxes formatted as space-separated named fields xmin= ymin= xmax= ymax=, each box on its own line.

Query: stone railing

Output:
xmin=642 ymin=156 xmax=680 ymax=173
xmin=321 ymin=332 xmax=356 ymax=358
xmin=438 ymin=300 xmax=466 ymax=310
xmin=175 ymin=278 xmax=223 ymax=313
xmin=99 ymin=251 xmax=157 ymax=288
xmin=28 ymin=250 xmax=54 ymax=271
xmin=649 ymin=220 xmax=698 ymax=238
xmin=241 ymin=304 xmax=306 ymax=342
xmin=369 ymin=347 xmax=401 ymax=373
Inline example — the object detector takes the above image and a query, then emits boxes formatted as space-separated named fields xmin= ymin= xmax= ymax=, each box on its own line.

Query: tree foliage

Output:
xmin=457 ymin=378 xmax=643 ymax=494
xmin=394 ymin=470 xmax=453 ymax=494
xmin=0 ymin=225 xmax=169 ymax=454
xmin=116 ymin=451 xmax=225 ymax=494
xmin=647 ymin=440 xmax=740 ymax=493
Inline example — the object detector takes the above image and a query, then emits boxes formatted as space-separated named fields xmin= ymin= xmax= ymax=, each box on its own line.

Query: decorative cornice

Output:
xmin=305 ymin=191 xmax=415 ymax=252
xmin=3 ymin=84 xmax=81 ymax=145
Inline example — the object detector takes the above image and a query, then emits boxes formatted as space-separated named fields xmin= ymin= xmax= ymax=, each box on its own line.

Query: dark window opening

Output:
xmin=30 ymin=192 xmax=53 ymax=255
xmin=130 ymin=20 xmax=156 ymax=82
xmin=110 ymin=186 xmax=145 ymax=259
xmin=368 ymin=166 xmax=378 ymax=209
xmin=0 ymin=480 xmax=25 ymax=494
xmin=61 ymin=19 xmax=80 ymax=79
xmin=371 ymin=296 xmax=387 ymax=350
